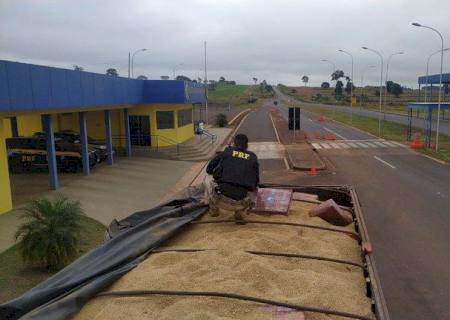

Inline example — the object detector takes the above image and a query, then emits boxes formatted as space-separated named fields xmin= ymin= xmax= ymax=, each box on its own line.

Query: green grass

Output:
xmin=287 ymin=100 xmax=450 ymax=163
xmin=208 ymin=83 xmax=275 ymax=106
xmin=0 ymin=215 xmax=105 ymax=302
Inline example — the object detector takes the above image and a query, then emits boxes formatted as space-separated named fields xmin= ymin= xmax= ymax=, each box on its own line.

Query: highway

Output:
xmin=283 ymin=97 xmax=450 ymax=136
xmin=236 ymin=90 xmax=450 ymax=320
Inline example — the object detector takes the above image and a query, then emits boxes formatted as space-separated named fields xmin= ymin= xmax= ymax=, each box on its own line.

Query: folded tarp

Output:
xmin=0 ymin=190 xmax=207 ymax=320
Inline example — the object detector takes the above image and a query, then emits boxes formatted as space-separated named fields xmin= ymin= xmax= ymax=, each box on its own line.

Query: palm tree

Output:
xmin=15 ymin=197 xmax=85 ymax=269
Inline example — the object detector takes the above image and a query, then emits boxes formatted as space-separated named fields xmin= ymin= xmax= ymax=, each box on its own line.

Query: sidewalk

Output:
xmin=0 ymin=127 xmax=233 ymax=254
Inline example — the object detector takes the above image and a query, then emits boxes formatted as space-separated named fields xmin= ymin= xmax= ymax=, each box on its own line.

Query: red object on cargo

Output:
xmin=308 ymin=199 xmax=353 ymax=226
xmin=251 ymin=188 xmax=293 ymax=215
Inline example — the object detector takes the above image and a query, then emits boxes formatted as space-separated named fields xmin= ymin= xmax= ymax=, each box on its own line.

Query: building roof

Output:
xmin=407 ymin=102 xmax=450 ymax=110
xmin=0 ymin=60 xmax=206 ymax=113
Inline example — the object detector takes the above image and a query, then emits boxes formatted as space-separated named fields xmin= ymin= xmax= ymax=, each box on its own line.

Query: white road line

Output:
xmin=312 ymin=143 xmax=321 ymax=149
xmin=328 ymin=143 xmax=340 ymax=149
xmin=347 ymin=142 xmax=358 ymax=148
xmin=337 ymin=143 xmax=350 ymax=149
xmin=374 ymin=156 xmax=396 ymax=169
xmin=364 ymin=142 xmax=377 ymax=148
xmin=383 ymin=141 xmax=399 ymax=147
xmin=283 ymin=157 xmax=290 ymax=169
xmin=324 ymin=127 xmax=348 ymax=140
xmin=269 ymin=113 xmax=281 ymax=143
xmin=356 ymin=142 xmax=369 ymax=148
xmin=374 ymin=142 xmax=388 ymax=147
xmin=321 ymin=143 xmax=332 ymax=149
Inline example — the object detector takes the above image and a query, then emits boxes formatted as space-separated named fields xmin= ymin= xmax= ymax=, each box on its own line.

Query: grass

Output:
xmin=208 ymin=83 xmax=275 ymax=106
xmin=0 ymin=215 xmax=105 ymax=303
xmin=286 ymin=100 xmax=450 ymax=163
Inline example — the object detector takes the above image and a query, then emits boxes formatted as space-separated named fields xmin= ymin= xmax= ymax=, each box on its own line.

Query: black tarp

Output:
xmin=0 ymin=190 xmax=207 ymax=320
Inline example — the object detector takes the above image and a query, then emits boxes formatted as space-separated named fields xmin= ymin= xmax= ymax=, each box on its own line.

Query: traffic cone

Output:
xmin=308 ymin=167 xmax=317 ymax=176
xmin=410 ymin=133 xmax=424 ymax=149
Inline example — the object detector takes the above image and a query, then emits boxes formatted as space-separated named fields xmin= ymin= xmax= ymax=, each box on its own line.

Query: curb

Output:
xmin=284 ymin=144 xmax=326 ymax=171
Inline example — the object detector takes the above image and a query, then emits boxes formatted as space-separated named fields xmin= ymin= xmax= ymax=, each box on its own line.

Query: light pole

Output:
xmin=424 ymin=48 xmax=449 ymax=102
xmin=321 ymin=59 xmax=336 ymax=86
xmin=384 ymin=51 xmax=404 ymax=117
xmin=172 ymin=63 xmax=184 ymax=79
xmin=412 ymin=22 xmax=444 ymax=151
xmin=338 ymin=49 xmax=354 ymax=123
xmin=204 ymin=41 xmax=209 ymax=125
xmin=130 ymin=48 xmax=148 ymax=78
xmin=362 ymin=46 xmax=384 ymax=137
xmin=360 ymin=65 xmax=376 ymax=108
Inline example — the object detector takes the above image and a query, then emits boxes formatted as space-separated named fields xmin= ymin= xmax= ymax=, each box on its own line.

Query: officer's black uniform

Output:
xmin=206 ymin=146 xmax=260 ymax=200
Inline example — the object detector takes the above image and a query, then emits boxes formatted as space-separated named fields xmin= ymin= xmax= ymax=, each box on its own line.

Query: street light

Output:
xmin=362 ymin=46 xmax=384 ymax=137
xmin=321 ymin=59 xmax=336 ymax=86
xmin=338 ymin=49 xmax=354 ymax=123
xmin=130 ymin=48 xmax=148 ymax=78
xmin=424 ymin=48 xmax=449 ymax=102
xmin=172 ymin=63 xmax=184 ymax=79
xmin=360 ymin=65 xmax=376 ymax=108
xmin=412 ymin=22 xmax=444 ymax=151
xmin=384 ymin=51 xmax=404 ymax=117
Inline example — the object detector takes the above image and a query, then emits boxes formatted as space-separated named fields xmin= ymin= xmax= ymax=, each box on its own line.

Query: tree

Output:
xmin=331 ymin=70 xmax=345 ymax=81
xmin=252 ymin=77 xmax=258 ymax=84
xmin=73 ymin=65 xmax=84 ymax=71
xmin=219 ymin=76 xmax=225 ymax=82
xmin=301 ymin=75 xmax=309 ymax=87
xmin=386 ymin=81 xmax=403 ymax=98
xmin=160 ymin=76 xmax=170 ymax=80
xmin=215 ymin=113 xmax=228 ymax=127
xmin=15 ymin=197 xmax=85 ymax=269
xmin=136 ymin=75 xmax=148 ymax=80
xmin=335 ymin=80 xmax=344 ymax=97
xmin=106 ymin=68 xmax=118 ymax=77
xmin=321 ymin=82 xmax=330 ymax=89
xmin=345 ymin=79 xmax=355 ymax=95
xmin=175 ymin=75 xmax=191 ymax=81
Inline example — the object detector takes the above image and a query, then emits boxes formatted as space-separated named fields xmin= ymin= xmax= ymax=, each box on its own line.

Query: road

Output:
xmin=282 ymin=95 xmax=450 ymax=136
xmin=237 ymin=92 xmax=450 ymax=320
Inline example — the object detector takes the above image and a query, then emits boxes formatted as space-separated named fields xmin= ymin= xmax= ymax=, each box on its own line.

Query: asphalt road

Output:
xmin=282 ymin=95 xmax=450 ymax=136
xmin=239 ymin=91 xmax=450 ymax=320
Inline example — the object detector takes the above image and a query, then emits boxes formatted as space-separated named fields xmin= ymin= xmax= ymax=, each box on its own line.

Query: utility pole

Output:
xmin=204 ymin=41 xmax=209 ymax=125
xmin=128 ymin=52 xmax=131 ymax=78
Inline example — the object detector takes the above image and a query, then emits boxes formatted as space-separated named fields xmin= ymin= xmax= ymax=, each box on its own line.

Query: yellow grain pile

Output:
xmin=74 ymin=200 xmax=373 ymax=320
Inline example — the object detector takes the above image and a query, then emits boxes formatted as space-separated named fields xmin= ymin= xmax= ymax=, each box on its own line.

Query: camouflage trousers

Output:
xmin=203 ymin=176 xmax=254 ymax=223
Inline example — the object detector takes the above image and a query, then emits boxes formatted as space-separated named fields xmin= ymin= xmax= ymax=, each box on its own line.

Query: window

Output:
xmin=156 ymin=111 xmax=174 ymax=129
xmin=178 ymin=109 xmax=192 ymax=127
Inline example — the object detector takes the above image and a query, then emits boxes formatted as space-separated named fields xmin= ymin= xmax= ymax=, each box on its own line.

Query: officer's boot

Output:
xmin=234 ymin=209 xmax=247 ymax=225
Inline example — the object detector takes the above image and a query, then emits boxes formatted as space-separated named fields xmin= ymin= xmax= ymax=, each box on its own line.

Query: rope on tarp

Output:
xmin=96 ymin=290 xmax=373 ymax=320
xmin=191 ymin=219 xmax=361 ymax=240
xmin=149 ymin=248 xmax=364 ymax=269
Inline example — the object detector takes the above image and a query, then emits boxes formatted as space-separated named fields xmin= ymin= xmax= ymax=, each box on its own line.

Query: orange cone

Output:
xmin=308 ymin=167 xmax=317 ymax=176
xmin=410 ymin=133 xmax=424 ymax=149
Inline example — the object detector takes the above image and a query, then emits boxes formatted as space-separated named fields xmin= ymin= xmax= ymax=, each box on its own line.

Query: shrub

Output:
xmin=15 ymin=197 xmax=85 ymax=269
xmin=215 ymin=113 xmax=228 ymax=127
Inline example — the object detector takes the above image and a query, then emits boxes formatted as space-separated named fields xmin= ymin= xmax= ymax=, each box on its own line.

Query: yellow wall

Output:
xmin=0 ymin=120 xmax=13 ymax=214
xmin=15 ymin=113 xmax=60 ymax=136
xmin=2 ymin=119 xmax=12 ymax=138
xmin=129 ymin=104 xmax=193 ymax=147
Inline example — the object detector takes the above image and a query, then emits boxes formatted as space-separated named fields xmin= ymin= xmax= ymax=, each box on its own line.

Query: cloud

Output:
xmin=1 ymin=0 xmax=450 ymax=87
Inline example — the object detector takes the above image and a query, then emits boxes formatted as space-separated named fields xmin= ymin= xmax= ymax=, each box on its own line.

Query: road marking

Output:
xmin=329 ymin=143 xmax=340 ymax=149
xmin=324 ymin=127 xmax=348 ymax=140
xmin=337 ymin=143 xmax=350 ymax=149
xmin=383 ymin=141 xmax=399 ymax=147
xmin=374 ymin=156 xmax=396 ymax=169
xmin=283 ymin=157 xmax=290 ymax=170
xmin=312 ymin=143 xmax=321 ymax=149
xmin=356 ymin=142 xmax=369 ymax=148
xmin=269 ymin=112 xmax=281 ymax=144
xmin=321 ymin=143 xmax=332 ymax=149
xmin=374 ymin=141 xmax=388 ymax=147
xmin=347 ymin=142 xmax=359 ymax=148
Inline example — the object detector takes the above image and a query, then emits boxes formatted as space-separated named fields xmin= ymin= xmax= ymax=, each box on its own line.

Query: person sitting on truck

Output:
xmin=205 ymin=134 xmax=260 ymax=222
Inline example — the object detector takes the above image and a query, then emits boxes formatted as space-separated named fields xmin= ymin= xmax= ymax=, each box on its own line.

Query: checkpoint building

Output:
xmin=0 ymin=60 xmax=206 ymax=215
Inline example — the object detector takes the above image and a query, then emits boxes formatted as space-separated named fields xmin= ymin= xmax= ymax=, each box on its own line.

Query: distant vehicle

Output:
xmin=274 ymin=100 xmax=278 ymax=105
xmin=33 ymin=130 xmax=108 ymax=161
xmin=6 ymin=136 xmax=97 ymax=173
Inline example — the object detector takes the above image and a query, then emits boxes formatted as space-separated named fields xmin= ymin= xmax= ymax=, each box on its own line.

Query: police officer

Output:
xmin=205 ymin=134 xmax=259 ymax=221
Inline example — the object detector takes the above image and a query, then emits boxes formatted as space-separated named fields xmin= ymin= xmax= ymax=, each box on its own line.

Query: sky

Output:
xmin=1 ymin=0 xmax=450 ymax=88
